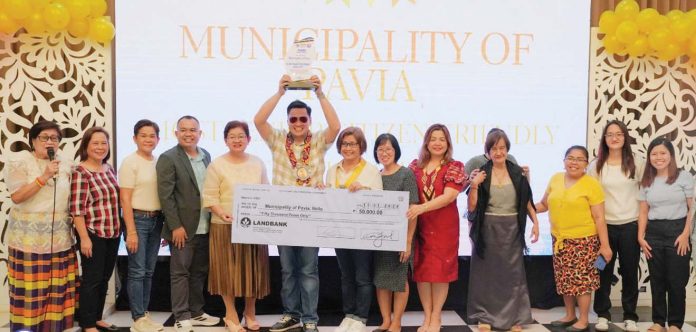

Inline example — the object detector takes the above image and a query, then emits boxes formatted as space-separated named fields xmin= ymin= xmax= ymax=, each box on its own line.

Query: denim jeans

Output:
xmin=335 ymin=248 xmax=374 ymax=322
xmin=127 ymin=213 xmax=163 ymax=320
xmin=278 ymin=246 xmax=319 ymax=324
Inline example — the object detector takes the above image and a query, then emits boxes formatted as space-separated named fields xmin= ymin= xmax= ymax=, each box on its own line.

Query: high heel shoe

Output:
xmin=243 ymin=315 xmax=261 ymax=331
xmin=224 ymin=318 xmax=246 ymax=332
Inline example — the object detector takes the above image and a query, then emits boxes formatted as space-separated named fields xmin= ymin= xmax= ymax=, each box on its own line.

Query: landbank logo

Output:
xmin=240 ymin=217 xmax=289 ymax=228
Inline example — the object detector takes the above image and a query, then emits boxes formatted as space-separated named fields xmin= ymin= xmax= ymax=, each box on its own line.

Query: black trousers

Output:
xmin=645 ymin=218 xmax=691 ymax=329
xmin=78 ymin=232 xmax=120 ymax=329
xmin=593 ymin=221 xmax=640 ymax=321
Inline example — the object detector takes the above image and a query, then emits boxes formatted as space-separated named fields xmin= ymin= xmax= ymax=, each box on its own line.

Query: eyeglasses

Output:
xmin=37 ymin=135 xmax=60 ymax=142
xmin=226 ymin=135 xmax=247 ymax=141
xmin=605 ymin=133 xmax=624 ymax=139
xmin=565 ymin=157 xmax=588 ymax=163
xmin=377 ymin=147 xmax=394 ymax=154
xmin=289 ymin=116 xmax=309 ymax=124
xmin=341 ymin=142 xmax=359 ymax=148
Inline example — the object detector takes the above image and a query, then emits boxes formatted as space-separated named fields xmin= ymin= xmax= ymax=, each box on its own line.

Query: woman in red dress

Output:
xmin=407 ymin=124 xmax=467 ymax=332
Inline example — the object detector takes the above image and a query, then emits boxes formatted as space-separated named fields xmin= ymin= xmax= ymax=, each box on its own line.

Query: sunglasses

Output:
xmin=289 ymin=116 xmax=309 ymax=124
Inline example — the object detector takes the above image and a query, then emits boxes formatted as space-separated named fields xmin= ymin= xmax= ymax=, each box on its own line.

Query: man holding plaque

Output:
xmin=255 ymin=75 xmax=340 ymax=332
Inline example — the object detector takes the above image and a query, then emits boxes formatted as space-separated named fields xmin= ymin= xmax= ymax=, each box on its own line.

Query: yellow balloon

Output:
xmin=0 ymin=12 xmax=21 ymax=35
xmin=615 ymin=0 xmax=640 ymax=20
xmin=66 ymin=0 xmax=91 ymax=19
xmin=688 ymin=36 xmax=696 ymax=55
xmin=88 ymin=16 xmax=114 ymax=43
xmin=67 ymin=18 xmax=89 ymax=37
xmin=648 ymin=27 xmax=671 ymax=51
xmin=616 ymin=20 xmax=640 ymax=44
xmin=43 ymin=3 xmax=70 ymax=30
xmin=658 ymin=43 xmax=683 ymax=61
xmin=689 ymin=9 xmax=696 ymax=19
xmin=5 ymin=0 xmax=32 ymax=20
xmin=654 ymin=15 xmax=670 ymax=30
xmin=666 ymin=10 xmax=684 ymax=22
xmin=627 ymin=36 xmax=649 ymax=57
xmin=671 ymin=18 xmax=692 ymax=43
xmin=30 ymin=0 xmax=51 ymax=11
xmin=22 ymin=12 xmax=47 ymax=34
xmin=89 ymin=0 xmax=107 ymax=18
xmin=636 ymin=8 xmax=660 ymax=33
xmin=599 ymin=11 xmax=621 ymax=34
xmin=603 ymin=34 xmax=625 ymax=54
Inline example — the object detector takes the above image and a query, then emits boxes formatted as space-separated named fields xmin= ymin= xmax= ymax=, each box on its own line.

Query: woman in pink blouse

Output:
xmin=70 ymin=127 xmax=121 ymax=332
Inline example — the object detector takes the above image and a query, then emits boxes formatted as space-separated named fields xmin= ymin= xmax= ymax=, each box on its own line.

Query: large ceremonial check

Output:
xmin=232 ymin=184 xmax=409 ymax=251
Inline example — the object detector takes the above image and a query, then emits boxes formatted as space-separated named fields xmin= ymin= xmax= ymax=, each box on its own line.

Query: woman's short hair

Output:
xmin=484 ymin=128 xmax=510 ymax=155
xmin=28 ymin=120 xmax=62 ymax=150
xmin=133 ymin=119 xmax=160 ymax=137
xmin=373 ymin=133 xmax=401 ymax=164
xmin=223 ymin=121 xmax=250 ymax=138
xmin=78 ymin=127 xmax=111 ymax=163
xmin=336 ymin=127 xmax=367 ymax=155
xmin=564 ymin=145 xmax=589 ymax=160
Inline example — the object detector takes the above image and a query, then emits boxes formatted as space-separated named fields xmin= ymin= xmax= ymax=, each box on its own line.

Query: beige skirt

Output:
xmin=208 ymin=223 xmax=270 ymax=298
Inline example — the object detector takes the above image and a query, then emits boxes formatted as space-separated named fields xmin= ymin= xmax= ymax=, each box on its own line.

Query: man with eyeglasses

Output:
xmin=255 ymin=74 xmax=340 ymax=332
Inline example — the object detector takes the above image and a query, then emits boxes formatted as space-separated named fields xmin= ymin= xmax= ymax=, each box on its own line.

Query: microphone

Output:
xmin=47 ymin=147 xmax=57 ymax=181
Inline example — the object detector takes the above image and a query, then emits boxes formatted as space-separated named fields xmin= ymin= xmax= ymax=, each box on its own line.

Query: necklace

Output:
xmin=492 ymin=168 xmax=508 ymax=188
xmin=285 ymin=132 xmax=313 ymax=185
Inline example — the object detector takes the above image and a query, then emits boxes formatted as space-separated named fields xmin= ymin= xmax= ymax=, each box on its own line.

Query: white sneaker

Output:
xmin=130 ymin=317 xmax=149 ymax=332
xmin=595 ymin=317 xmax=610 ymax=331
xmin=347 ymin=320 xmax=366 ymax=332
xmin=191 ymin=312 xmax=221 ymax=326
xmin=624 ymin=320 xmax=639 ymax=332
xmin=174 ymin=319 xmax=194 ymax=332
xmin=334 ymin=317 xmax=356 ymax=332
xmin=144 ymin=315 xmax=164 ymax=332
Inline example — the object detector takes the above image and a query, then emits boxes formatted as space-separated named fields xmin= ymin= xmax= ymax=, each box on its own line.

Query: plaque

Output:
xmin=285 ymin=37 xmax=316 ymax=90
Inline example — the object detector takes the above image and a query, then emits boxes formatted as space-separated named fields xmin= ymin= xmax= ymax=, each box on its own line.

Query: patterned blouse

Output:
xmin=69 ymin=164 xmax=121 ymax=238
xmin=4 ymin=151 xmax=75 ymax=253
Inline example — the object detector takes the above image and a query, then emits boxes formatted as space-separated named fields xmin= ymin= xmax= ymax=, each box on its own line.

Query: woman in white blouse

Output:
xmin=588 ymin=120 xmax=644 ymax=332
xmin=326 ymin=127 xmax=383 ymax=332
xmin=202 ymin=121 xmax=270 ymax=332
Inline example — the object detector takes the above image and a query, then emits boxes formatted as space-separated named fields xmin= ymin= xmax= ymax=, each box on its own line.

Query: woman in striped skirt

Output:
xmin=5 ymin=121 xmax=79 ymax=332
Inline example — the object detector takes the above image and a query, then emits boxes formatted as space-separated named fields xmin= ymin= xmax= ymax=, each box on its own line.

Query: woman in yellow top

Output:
xmin=535 ymin=145 xmax=612 ymax=332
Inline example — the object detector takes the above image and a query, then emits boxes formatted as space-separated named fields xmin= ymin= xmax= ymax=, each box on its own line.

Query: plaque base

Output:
xmin=285 ymin=80 xmax=316 ymax=90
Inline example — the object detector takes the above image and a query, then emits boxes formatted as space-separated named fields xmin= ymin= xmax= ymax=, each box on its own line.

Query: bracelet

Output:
xmin=35 ymin=177 xmax=46 ymax=187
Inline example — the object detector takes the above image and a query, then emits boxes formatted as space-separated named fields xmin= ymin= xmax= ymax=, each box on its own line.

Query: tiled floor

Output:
xmin=1 ymin=307 xmax=696 ymax=331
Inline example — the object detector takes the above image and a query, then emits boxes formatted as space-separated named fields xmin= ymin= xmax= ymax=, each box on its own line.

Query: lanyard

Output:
xmin=336 ymin=159 xmax=366 ymax=188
